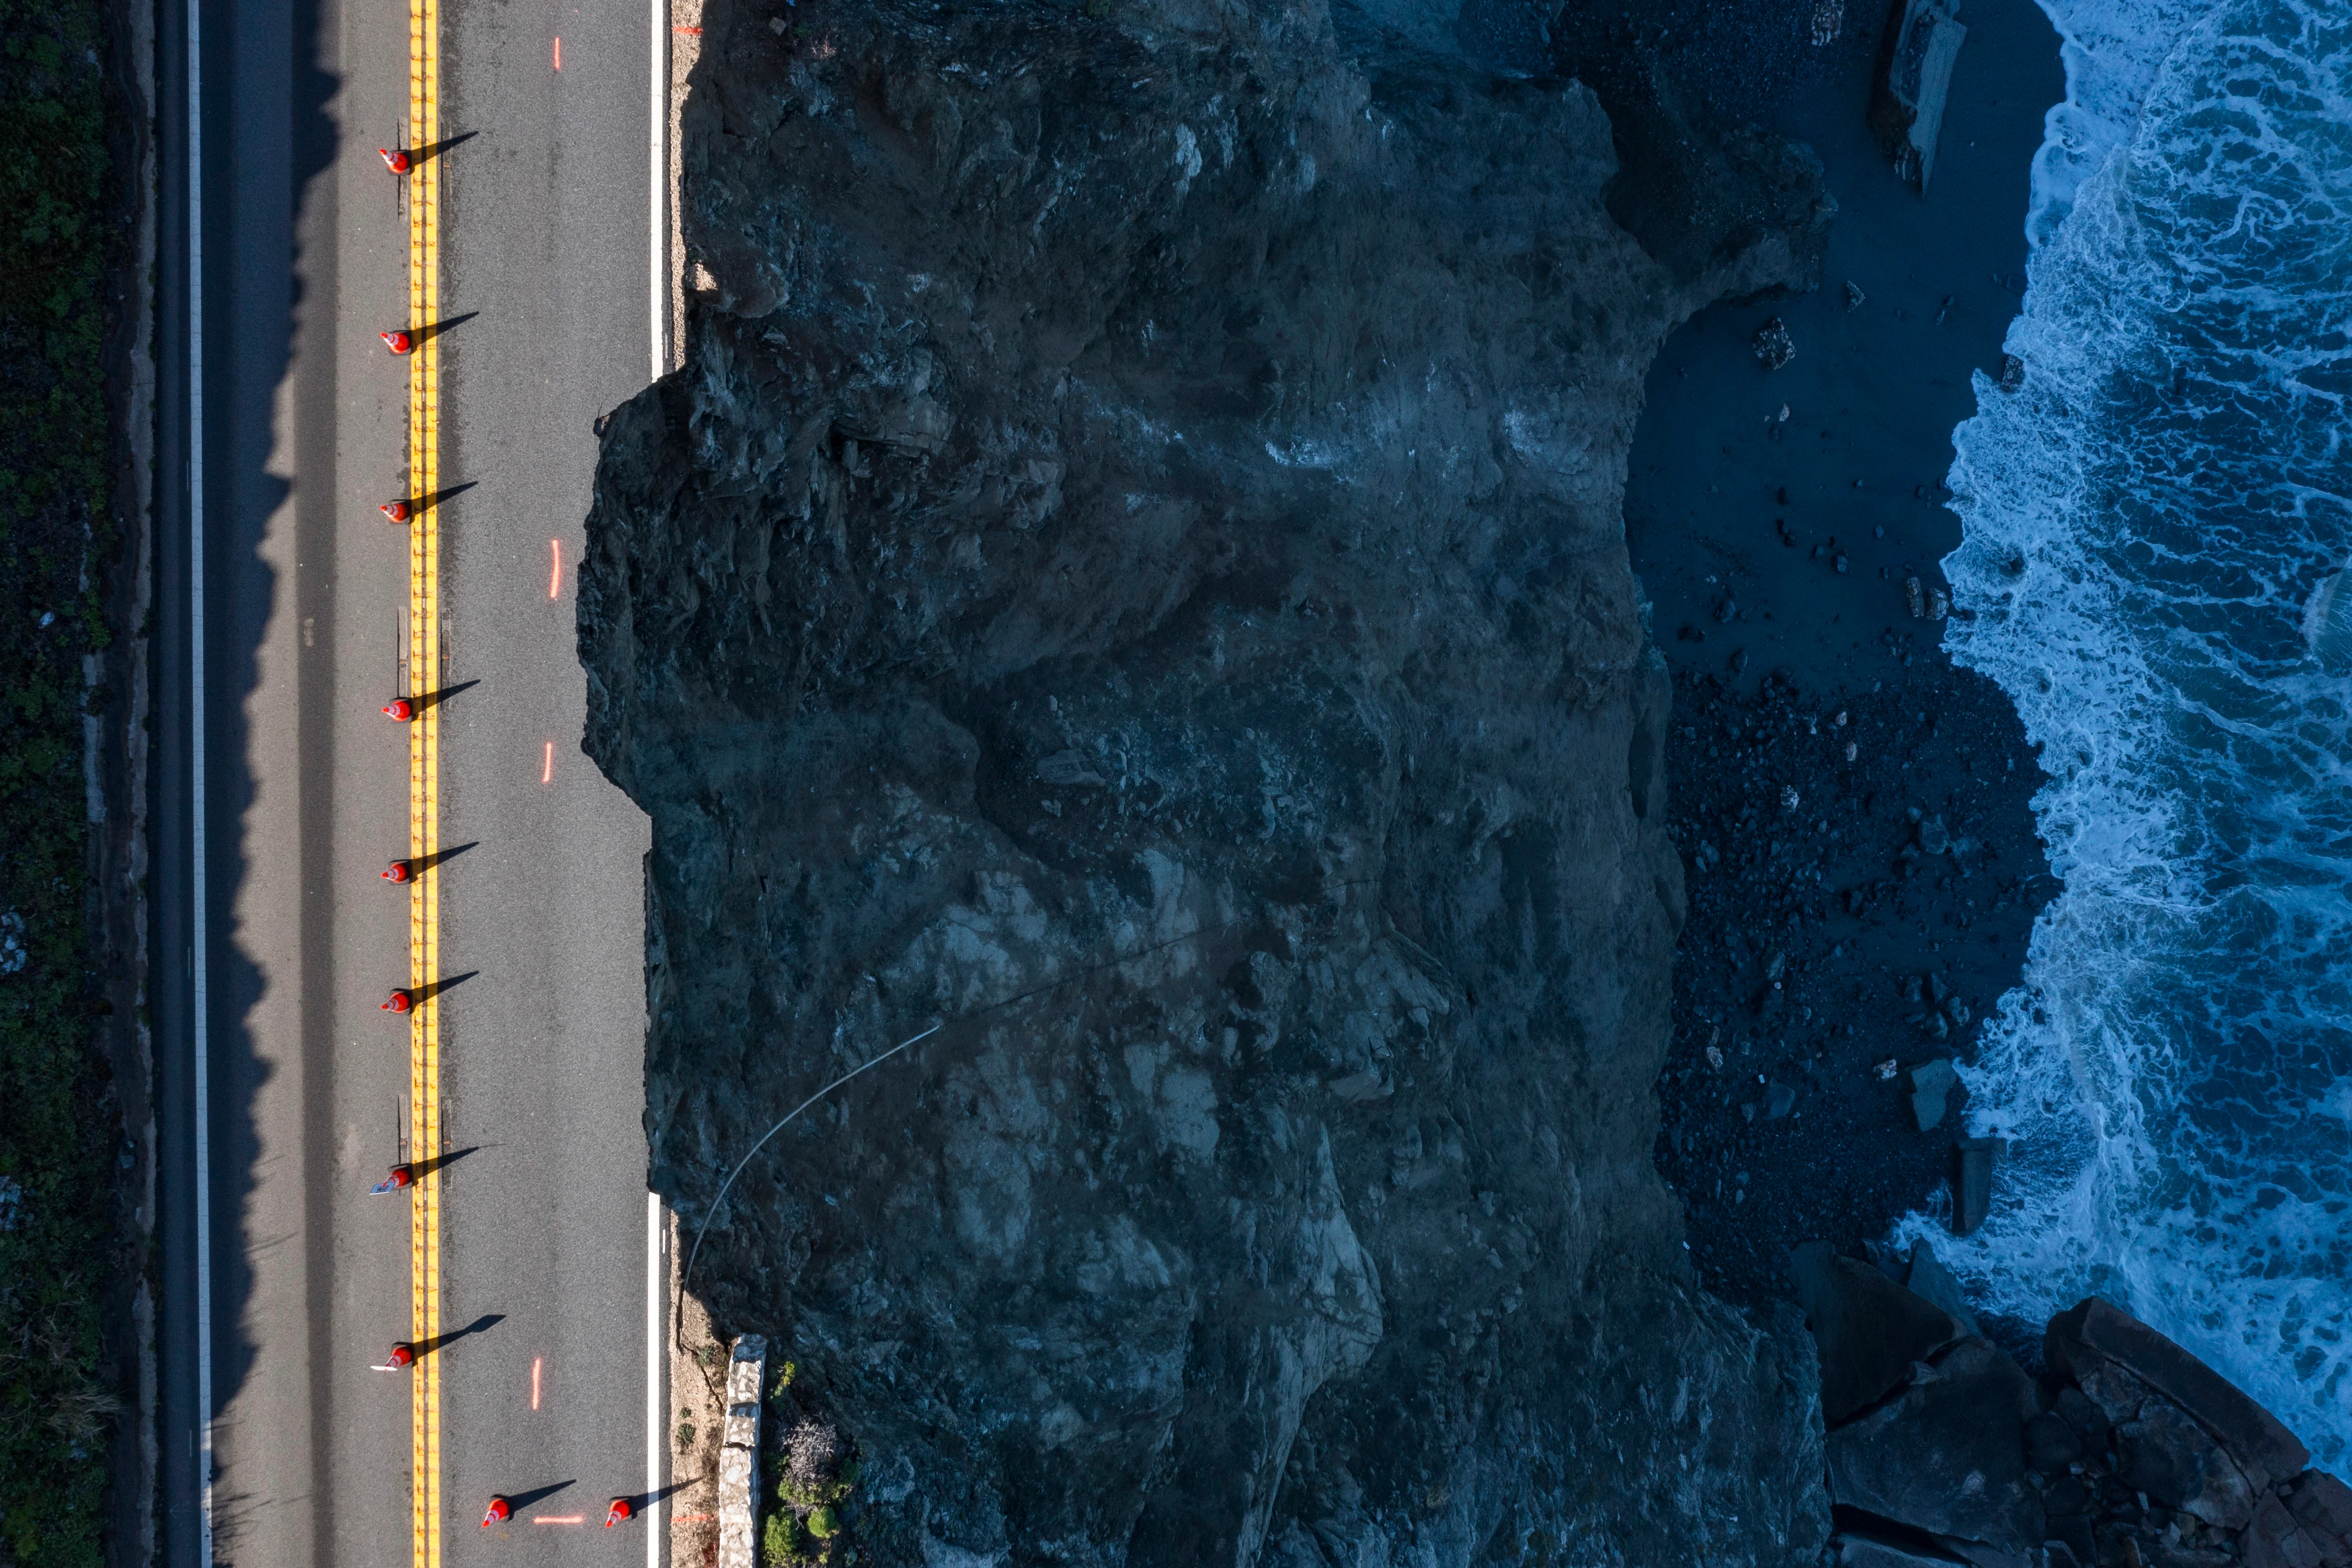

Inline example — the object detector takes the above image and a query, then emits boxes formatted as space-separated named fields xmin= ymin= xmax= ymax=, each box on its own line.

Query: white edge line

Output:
xmin=648 ymin=0 xmax=666 ymax=381
xmin=646 ymin=1193 xmax=664 ymax=1568
xmin=187 ymin=0 xmax=213 ymax=1554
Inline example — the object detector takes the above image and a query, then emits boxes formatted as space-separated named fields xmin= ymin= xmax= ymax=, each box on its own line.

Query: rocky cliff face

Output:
xmin=580 ymin=2 xmax=1834 ymax=1561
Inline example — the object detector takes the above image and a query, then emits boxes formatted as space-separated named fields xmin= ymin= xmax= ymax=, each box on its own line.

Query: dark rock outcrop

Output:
xmin=1795 ymin=1273 xmax=2352 ymax=1568
xmin=1825 ymin=1337 xmax=2044 ymax=1551
xmin=1791 ymin=1240 xmax=1968 ymax=1423
xmin=582 ymin=1 xmax=1835 ymax=1562
xmin=2048 ymin=1298 xmax=2311 ymax=1494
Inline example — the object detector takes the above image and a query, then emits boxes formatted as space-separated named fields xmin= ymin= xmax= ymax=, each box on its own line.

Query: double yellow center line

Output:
xmin=405 ymin=0 xmax=442 ymax=1557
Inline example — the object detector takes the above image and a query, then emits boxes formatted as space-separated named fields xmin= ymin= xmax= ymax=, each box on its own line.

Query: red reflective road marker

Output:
xmin=548 ymin=539 xmax=562 ymax=599
xmin=382 ymin=698 xmax=414 ymax=721
xmin=603 ymin=1498 xmax=632 ymax=1529
xmin=541 ymin=741 xmax=553 ymax=785
xmin=382 ymin=989 xmax=415 ymax=1014
xmin=531 ymin=1356 xmax=542 ymax=1410
xmin=381 ymin=329 xmax=413 ymax=355
xmin=379 ymin=147 xmax=412 ymax=174
xmin=482 ymin=1496 xmax=512 ymax=1528
xmin=381 ymin=499 xmax=412 ymax=523
xmin=382 ymin=859 xmax=414 ymax=883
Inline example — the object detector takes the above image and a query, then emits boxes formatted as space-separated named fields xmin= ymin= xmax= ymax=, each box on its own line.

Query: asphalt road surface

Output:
xmin=153 ymin=0 xmax=663 ymax=1557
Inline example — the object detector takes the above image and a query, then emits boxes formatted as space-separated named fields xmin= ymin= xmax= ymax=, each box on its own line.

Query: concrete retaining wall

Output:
xmin=717 ymin=1335 xmax=767 ymax=1568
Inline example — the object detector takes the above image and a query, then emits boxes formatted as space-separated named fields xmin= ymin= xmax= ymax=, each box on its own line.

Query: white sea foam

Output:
xmin=1897 ymin=0 xmax=2352 ymax=1465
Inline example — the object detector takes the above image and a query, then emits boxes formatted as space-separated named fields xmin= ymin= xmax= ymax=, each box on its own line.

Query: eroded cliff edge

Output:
xmin=581 ymin=3 xmax=1833 ymax=1560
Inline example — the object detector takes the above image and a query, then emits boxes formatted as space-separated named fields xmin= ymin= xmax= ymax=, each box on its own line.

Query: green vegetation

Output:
xmin=0 ymin=0 xmax=124 ymax=1554
xmin=761 ymin=1511 xmax=804 ymax=1567
xmin=804 ymin=1505 xmax=840 ymax=1541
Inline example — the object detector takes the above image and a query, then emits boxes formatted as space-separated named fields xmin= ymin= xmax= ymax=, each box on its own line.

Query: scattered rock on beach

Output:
xmin=1908 ymin=1058 xmax=1958 ymax=1131
xmin=1952 ymin=1136 xmax=1997 ymax=1235
xmin=1930 ymin=587 xmax=1951 ymax=620
xmin=1766 ymin=1082 xmax=1797 ymax=1119
xmin=2001 ymin=353 xmax=2026 ymax=392
xmin=1846 ymin=279 xmax=1867 ymax=310
xmin=1906 ymin=576 xmax=1926 ymax=618
xmin=1754 ymin=317 xmax=1797 ymax=370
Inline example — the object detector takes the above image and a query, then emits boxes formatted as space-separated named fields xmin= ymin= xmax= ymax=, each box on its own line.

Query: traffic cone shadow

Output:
xmin=381 ymin=971 xmax=479 ymax=1014
xmin=379 ymin=129 xmax=478 ymax=175
xmin=410 ymin=1312 xmax=505 ymax=1359
xmin=382 ymin=841 xmax=479 ymax=883
xmin=606 ymin=1482 xmax=689 ymax=1526
xmin=499 ymin=1481 xmax=574 ymax=1516
xmin=377 ymin=480 xmax=477 ymax=524
xmin=396 ymin=312 xmax=478 ymax=353
xmin=379 ymin=679 xmax=480 ymax=722
xmin=366 ymin=1146 xmax=478 ymax=1193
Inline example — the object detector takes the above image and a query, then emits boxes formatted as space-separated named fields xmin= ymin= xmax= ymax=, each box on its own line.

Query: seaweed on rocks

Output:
xmin=583 ymin=1 xmax=1844 ymax=1562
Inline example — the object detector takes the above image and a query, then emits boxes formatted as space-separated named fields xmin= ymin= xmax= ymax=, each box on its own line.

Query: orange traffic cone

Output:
xmin=387 ymin=1341 xmax=416 ymax=1369
xmin=379 ymin=147 xmax=412 ymax=174
xmin=383 ymin=989 xmax=415 ymax=1014
xmin=381 ymin=329 xmax=413 ymax=355
xmin=380 ymin=499 xmax=412 ymax=523
xmin=604 ymin=1498 xmax=633 ymax=1529
xmin=382 ymin=860 xmax=414 ymax=883
xmin=382 ymin=698 xmax=414 ymax=721
xmin=481 ymin=1496 xmax=511 ymax=1527
xmin=369 ymin=1163 xmax=414 ymax=1195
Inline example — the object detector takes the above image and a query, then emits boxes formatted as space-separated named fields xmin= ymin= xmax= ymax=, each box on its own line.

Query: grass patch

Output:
xmin=0 ymin=0 xmax=125 ymax=1556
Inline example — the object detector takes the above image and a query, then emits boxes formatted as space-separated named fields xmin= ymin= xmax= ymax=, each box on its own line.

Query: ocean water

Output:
xmin=1901 ymin=0 xmax=2352 ymax=1464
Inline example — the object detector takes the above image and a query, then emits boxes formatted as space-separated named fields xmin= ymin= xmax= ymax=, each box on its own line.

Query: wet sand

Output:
xmin=1626 ymin=0 xmax=2068 ymax=1313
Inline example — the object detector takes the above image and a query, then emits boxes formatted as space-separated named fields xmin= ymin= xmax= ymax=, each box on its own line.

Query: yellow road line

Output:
xmin=407 ymin=0 xmax=441 ymax=1558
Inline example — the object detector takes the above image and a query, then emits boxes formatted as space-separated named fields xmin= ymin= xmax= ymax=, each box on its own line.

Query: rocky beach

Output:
xmin=1621 ymin=0 xmax=2067 ymax=1322
xmin=574 ymin=0 xmax=2352 ymax=1561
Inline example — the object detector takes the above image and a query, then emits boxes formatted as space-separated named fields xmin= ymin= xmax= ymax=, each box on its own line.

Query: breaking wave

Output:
xmin=1903 ymin=0 xmax=2352 ymax=1464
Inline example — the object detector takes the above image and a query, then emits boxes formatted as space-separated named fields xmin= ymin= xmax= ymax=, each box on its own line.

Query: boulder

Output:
xmin=2282 ymin=1471 xmax=2352 ymax=1567
xmin=2113 ymin=1395 xmax=2255 ymax=1530
xmin=2022 ymin=1410 xmax=2084 ymax=1476
xmin=2248 ymin=1490 xmax=2328 ymax=1568
xmin=1833 ymin=1526 xmax=1974 ymax=1567
xmin=1910 ymin=1059 xmax=1958 ymax=1131
xmin=2052 ymin=1386 xmax=2111 ymax=1457
xmin=1790 ymin=1241 xmax=1970 ymax=1423
xmin=2046 ymin=1298 xmax=2311 ymax=1491
xmin=1902 ymin=1239 xmax=1981 ymax=1335
xmin=1951 ymin=1138 xmax=1997 ymax=1235
xmin=1928 ymin=1535 xmax=2034 ymax=1568
xmin=1826 ymin=1337 xmax=2045 ymax=1551
xmin=2043 ymin=1510 xmax=2096 ymax=1566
